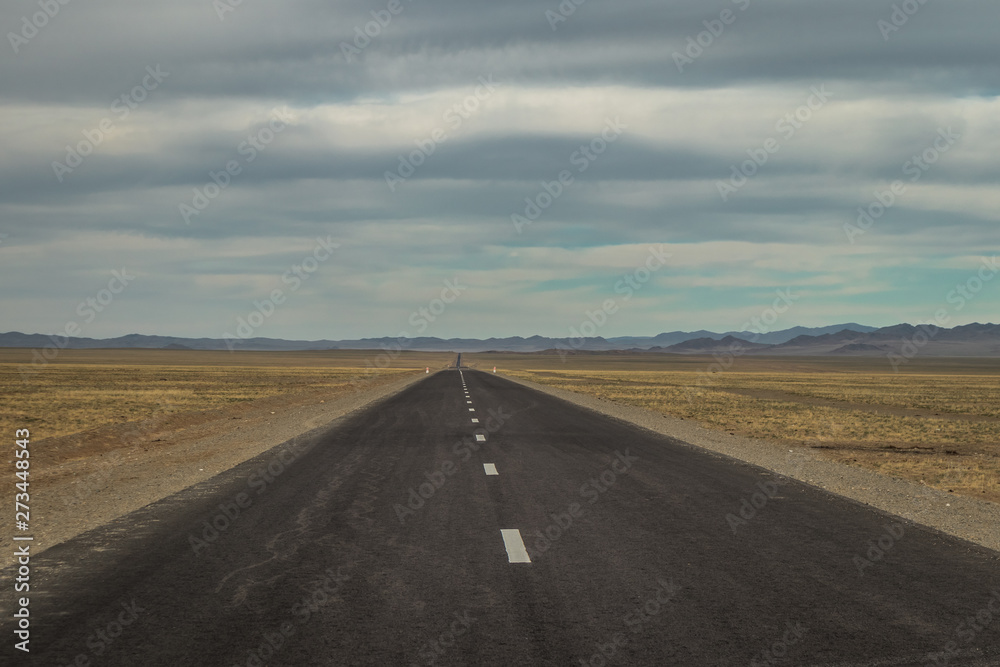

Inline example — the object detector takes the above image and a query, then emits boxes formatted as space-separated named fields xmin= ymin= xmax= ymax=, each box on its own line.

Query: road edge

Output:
xmin=497 ymin=371 xmax=1000 ymax=554
xmin=1 ymin=370 xmax=433 ymax=569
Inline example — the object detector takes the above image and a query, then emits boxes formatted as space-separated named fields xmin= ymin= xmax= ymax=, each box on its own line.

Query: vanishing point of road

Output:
xmin=5 ymin=369 xmax=999 ymax=665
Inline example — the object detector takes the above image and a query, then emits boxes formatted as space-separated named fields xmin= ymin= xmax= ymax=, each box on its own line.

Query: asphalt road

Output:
xmin=5 ymin=369 xmax=1000 ymax=666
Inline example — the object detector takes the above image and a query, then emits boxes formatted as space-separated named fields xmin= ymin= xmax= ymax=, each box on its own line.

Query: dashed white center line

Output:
xmin=475 ymin=434 xmax=486 ymax=442
xmin=500 ymin=529 xmax=531 ymax=563
xmin=469 ymin=408 xmax=475 ymax=412
xmin=467 ymin=401 xmax=473 ymax=404
xmin=471 ymin=418 xmax=479 ymax=423
xmin=483 ymin=463 xmax=498 ymax=475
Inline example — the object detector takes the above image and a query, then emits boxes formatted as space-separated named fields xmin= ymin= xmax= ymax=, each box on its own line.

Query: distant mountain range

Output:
xmin=606 ymin=323 xmax=879 ymax=347
xmin=635 ymin=323 xmax=1000 ymax=358
xmin=3 ymin=322 xmax=1000 ymax=356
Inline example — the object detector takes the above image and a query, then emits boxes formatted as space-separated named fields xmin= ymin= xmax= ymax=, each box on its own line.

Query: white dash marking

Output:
xmin=469 ymin=408 xmax=475 ymax=412
xmin=471 ymin=418 xmax=479 ymax=423
xmin=467 ymin=401 xmax=473 ymax=404
xmin=501 ymin=529 xmax=531 ymax=563
xmin=475 ymin=434 xmax=486 ymax=442
xmin=484 ymin=463 xmax=498 ymax=475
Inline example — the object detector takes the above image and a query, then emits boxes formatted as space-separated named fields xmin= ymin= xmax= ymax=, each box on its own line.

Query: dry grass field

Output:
xmin=0 ymin=347 xmax=457 ymax=565
xmin=0 ymin=348 xmax=455 ymax=442
xmin=5 ymin=347 xmax=996 ymax=505
xmin=467 ymin=353 xmax=1000 ymax=503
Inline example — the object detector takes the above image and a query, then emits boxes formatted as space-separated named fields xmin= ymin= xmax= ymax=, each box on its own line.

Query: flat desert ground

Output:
xmin=3 ymin=348 xmax=997 ymax=567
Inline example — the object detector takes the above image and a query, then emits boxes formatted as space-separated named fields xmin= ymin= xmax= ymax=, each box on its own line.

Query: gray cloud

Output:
xmin=1 ymin=0 xmax=998 ymax=338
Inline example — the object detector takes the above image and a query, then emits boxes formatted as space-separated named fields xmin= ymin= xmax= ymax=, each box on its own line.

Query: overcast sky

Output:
xmin=2 ymin=0 xmax=997 ymax=341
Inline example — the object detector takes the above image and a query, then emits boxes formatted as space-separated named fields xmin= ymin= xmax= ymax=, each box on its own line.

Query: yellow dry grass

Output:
xmin=466 ymin=353 xmax=1000 ymax=503
xmin=0 ymin=348 xmax=455 ymax=441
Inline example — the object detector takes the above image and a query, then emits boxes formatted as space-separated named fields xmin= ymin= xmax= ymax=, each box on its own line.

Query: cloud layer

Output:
xmin=2 ymin=0 xmax=998 ymax=339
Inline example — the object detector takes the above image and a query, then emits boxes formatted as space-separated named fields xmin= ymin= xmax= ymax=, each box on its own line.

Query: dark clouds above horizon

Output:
xmin=2 ymin=0 xmax=998 ymax=340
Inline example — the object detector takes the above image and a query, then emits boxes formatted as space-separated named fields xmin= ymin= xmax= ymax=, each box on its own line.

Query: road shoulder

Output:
xmin=499 ymin=372 xmax=1000 ymax=554
xmin=2 ymin=371 xmax=429 ymax=569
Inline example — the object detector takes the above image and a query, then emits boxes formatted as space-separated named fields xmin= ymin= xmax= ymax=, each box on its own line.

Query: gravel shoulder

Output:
xmin=501 ymin=372 xmax=1000 ymax=554
xmin=9 ymin=367 xmax=996 ymax=573
xmin=2 ymin=371 xmax=428 ymax=569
